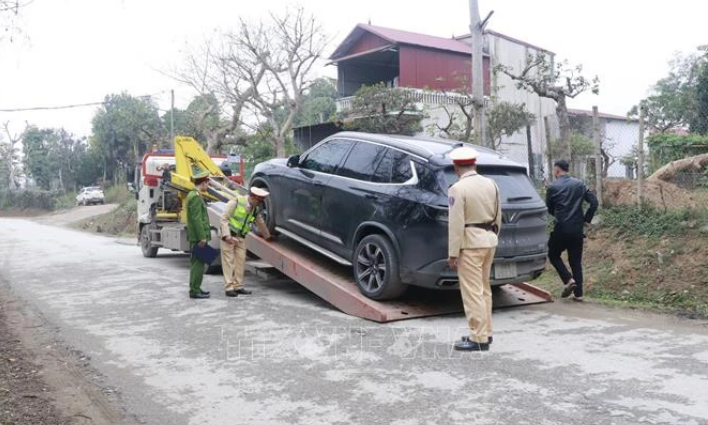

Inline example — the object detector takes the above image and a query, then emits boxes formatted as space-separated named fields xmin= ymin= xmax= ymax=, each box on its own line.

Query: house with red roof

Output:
xmin=295 ymin=23 xmax=559 ymax=179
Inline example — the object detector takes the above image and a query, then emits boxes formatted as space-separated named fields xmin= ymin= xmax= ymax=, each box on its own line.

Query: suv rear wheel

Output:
xmin=354 ymin=234 xmax=407 ymax=300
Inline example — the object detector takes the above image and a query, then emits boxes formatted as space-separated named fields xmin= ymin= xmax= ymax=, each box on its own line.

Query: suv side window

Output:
xmin=391 ymin=151 xmax=413 ymax=183
xmin=301 ymin=139 xmax=354 ymax=174
xmin=414 ymin=162 xmax=439 ymax=193
xmin=337 ymin=142 xmax=387 ymax=181
xmin=372 ymin=149 xmax=413 ymax=183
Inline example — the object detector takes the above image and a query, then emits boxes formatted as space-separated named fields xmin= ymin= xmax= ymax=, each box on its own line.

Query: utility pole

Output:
xmin=469 ymin=0 xmax=492 ymax=148
xmin=637 ymin=104 xmax=645 ymax=208
xmin=170 ymin=89 xmax=175 ymax=144
xmin=592 ymin=106 xmax=603 ymax=207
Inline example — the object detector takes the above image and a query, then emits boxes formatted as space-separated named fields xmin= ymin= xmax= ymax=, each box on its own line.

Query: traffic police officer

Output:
xmin=219 ymin=187 xmax=270 ymax=297
xmin=187 ymin=170 xmax=212 ymax=299
xmin=447 ymin=146 xmax=501 ymax=352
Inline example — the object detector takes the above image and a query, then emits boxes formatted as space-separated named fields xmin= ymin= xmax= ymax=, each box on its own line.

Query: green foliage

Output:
xmin=630 ymin=51 xmax=706 ymax=133
xmin=103 ymin=185 xmax=133 ymax=204
xmin=91 ymin=92 xmax=164 ymax=184
xmin=296 ymin=78 xmax=338 ymax=126
xmin=0 ymin=190 xmax=59 ymax=210
xmin=550 ymin=132 xmax=595 ymax=162
xmin=601 ymin=206 xmax=694 ymax=239
xmin=336 ymin=83 xmax=423 ymax=135
xmin=690 ymin=60 xmax=708 ymax=134
xmin=487 ymin=102 xmax=535 ymax=150
xmin=241 ymin=130 xmax=301 ymax=180
xmin=22 ymin=126 xmax=90 ymax=192
xmin=646 ymin=133 xmax=708 ymax=171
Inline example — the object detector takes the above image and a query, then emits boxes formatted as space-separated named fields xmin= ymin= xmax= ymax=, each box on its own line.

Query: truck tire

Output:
xmin=140 ymin=225 xmax=159 ymax=258
xmin=353 ymin=234 xmax=407 ymax=300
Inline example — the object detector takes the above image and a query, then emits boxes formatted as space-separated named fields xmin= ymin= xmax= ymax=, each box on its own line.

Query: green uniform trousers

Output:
xmin=189 ymin=243 xmax=206 ymax=295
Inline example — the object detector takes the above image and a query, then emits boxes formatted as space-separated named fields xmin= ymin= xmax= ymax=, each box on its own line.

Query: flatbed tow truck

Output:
xmin=137 ymin=137 xmax=552 ymax=323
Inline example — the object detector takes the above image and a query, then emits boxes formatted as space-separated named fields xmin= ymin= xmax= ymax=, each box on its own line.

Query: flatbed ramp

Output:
xmin=246 ymin=234 xmax=552 ymax=323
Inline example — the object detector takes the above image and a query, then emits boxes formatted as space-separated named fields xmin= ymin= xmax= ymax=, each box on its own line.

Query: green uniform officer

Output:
xmin=186 ymin=171 xmax=212 ymax=299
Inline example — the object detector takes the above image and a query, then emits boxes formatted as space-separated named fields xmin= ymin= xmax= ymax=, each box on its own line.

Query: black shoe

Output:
xmin=189 ymin=292 xmax=210 ymax=299
xmin=225 ymin=290 xmax=239 ymax=298
xmin=200 ymin=289 xmax=210 ymax=295
xmin=454 ymin=336 xmax=490 ymax=352
xmin=561 ymin=279 xmax=577 ymax=299
xmin=235 ymin=288 xmax=252 ymax=295
xmin=462 ymin=335 xmax=492 ymax=344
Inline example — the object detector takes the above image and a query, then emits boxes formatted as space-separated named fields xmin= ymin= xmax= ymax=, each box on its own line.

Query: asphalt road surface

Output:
xmin=1 ymin=218 xmax=707 ymax=425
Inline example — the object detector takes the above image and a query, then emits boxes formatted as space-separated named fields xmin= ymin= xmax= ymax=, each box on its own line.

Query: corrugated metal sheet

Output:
xmin=399 ymin=46 xmax=490 ymax=94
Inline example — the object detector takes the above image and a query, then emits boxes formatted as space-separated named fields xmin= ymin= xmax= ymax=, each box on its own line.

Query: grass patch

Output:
xmin=600 ymin=206 xmax=697 ymax=238
xmin=104 ymin=185 xmax=134 ymax=204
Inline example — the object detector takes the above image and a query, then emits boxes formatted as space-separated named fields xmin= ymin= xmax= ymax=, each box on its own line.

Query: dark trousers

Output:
xmin=548 ymin=231 xmax=584 ymax=297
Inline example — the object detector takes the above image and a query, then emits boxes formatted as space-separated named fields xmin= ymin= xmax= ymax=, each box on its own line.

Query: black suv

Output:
xmin=250 ymin=132 xmax=547 ymax=300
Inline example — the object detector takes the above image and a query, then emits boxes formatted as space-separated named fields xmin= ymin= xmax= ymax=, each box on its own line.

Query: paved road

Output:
xmin=1 ymin=219 xmax=707 ymax=425
xmin=34 ymin=203 xmax=119 ymax=226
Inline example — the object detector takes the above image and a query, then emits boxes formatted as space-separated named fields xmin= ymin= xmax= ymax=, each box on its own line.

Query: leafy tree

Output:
xmin=2 ymin=122 xmax=22 ymax=190
xmin=690 ymin=58 xmax=708 ymax=134
xmin=487 ymin=102 xmax=535 ymax=150
xmin=22 ymin=126 xmax=53 ymax=190
xmin=296 ymin=78 xmax=338 ymax=126
xmin=75 ymin=146 xmax=104 ymax=188
xmin=91 ymin=93 xmax=164 ymax=183
xmin=336 ymin=83 xmax=424 ymax=135
xmin=22 ymin=126 xmax=89 ymax=191
xmin=496 ymin=52 xmax=599 ymax=163
xmin=629 ymin=52 xmax=703 ymax=133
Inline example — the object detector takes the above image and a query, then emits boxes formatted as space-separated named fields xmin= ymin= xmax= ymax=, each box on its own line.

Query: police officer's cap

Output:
xmin=250 ymin=187 xmax=270 ymax=199
xmin=191 ymin=170 xmax=210 ymax=184
xmin=450 ymin=146 xmax=479 ymax=166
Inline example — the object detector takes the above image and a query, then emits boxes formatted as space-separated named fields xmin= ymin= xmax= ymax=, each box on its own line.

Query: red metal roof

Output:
xmin=330 ymin=23 xmax=472 ymax=61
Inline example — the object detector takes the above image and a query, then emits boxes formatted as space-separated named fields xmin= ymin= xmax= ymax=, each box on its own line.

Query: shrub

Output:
xmin=0 ymin=190 xmax=60 ymax=210
xmin=601 ymin=206 xmax=696 ymax=238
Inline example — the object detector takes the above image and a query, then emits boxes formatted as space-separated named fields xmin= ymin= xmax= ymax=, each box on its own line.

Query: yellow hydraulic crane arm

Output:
xmin=172 ymin=136 xmax=225 ymax=194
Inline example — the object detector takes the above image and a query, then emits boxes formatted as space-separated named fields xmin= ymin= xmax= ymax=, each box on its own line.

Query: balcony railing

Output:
xmin=336 ymin=87 xmax=474 ymax=113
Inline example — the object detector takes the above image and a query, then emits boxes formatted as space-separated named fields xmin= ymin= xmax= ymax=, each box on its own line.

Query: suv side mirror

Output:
xmin=286 ymin=154 xmax=300 ymax=168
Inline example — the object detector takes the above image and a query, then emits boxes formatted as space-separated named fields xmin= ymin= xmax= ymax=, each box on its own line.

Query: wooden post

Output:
xmin=526 ymin=125 xmax=534 ymax=180
xmin=592 ymin=106 xmax=603 ymax=207
xmin=637 ymin=106 xmax=645 ymax=208
xmin=544 ymin=116 xmax=553 ymax=181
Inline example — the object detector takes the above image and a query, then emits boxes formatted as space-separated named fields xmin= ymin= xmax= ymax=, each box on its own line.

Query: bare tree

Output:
xmin=246 ymin=7 xmax=327 ymax=157
xmin=171 ymin=29 xmax=267 ymax=154
xmin=2 ymin=122 xmax=22 ymax=190
xmin=172 ymin=7 xmax=326 ymax=157
xmin=496 ymin=52 xmax=599 ymax=164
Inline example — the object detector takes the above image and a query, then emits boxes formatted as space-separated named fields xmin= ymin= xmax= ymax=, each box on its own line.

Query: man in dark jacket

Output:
xmin=546 ymin=160 xmax=599 ymax=301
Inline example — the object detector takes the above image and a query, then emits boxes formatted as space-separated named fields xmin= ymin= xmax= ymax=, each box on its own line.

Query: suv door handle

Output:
xmin=313 ymin=181 xmax=323 ymax=187
xmin=364 ymin=194 xmax=379 ymax=201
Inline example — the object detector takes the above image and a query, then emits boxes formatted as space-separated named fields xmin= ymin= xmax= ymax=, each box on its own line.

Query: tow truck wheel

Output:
xmin=354 ymin=234 xmax=407 ymax=300
xmin=140 ymin=225 xmax=159 ymax=258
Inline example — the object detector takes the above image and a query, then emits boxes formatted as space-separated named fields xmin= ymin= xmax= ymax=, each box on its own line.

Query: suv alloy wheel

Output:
xmin=354 ymin=234 xmax=407 ymax=300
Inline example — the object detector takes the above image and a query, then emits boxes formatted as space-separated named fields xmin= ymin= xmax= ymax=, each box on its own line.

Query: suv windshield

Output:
xmin=441 ymin=166 xmax=541 ymax=204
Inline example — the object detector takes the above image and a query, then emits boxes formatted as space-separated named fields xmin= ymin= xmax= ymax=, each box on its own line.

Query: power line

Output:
xmin=0 ymin=91 xmax=169 ymax=113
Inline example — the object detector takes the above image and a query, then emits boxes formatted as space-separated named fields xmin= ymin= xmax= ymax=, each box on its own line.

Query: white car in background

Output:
xmin=76 ymin=186 xmax=105 ymax=206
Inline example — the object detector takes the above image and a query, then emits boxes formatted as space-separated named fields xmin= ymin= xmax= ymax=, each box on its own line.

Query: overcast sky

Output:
xmin=0 ymin=0 xmax=705 ymax=138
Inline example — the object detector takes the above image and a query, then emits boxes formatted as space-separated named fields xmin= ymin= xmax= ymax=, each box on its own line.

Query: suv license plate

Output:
xmin=494 ymin=263 xmax=518 ymax=279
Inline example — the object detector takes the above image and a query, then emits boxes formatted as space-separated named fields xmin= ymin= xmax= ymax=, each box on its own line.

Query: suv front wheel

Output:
xmin=354 ymin=234 xmax=407 ymax=300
